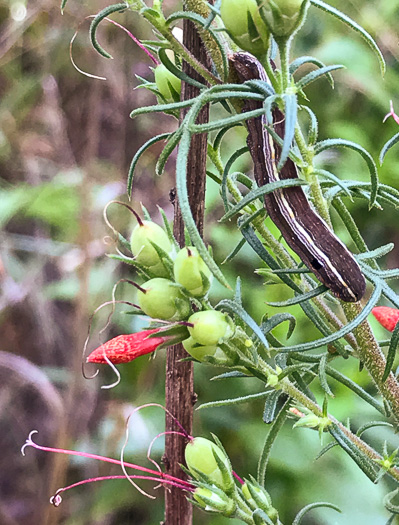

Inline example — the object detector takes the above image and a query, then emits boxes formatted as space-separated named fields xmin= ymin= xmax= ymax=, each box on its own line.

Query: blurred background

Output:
xmin=2 ymin=0 xmax=399 ymax=523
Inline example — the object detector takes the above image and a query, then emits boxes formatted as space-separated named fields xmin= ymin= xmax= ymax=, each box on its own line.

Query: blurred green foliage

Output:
xmin=2 ymin=0 xmax=399 ymax=524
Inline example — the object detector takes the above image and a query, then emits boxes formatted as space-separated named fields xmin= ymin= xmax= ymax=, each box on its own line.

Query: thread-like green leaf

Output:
xmin=319 ymin=354 xmax=334 ymax=397
xmin=257 ymin=399 xmax=290 ymax=485
xmin=158 ymin=48 xmax=205 ymax=89
xmin=356 ymin=244 xmax=394 ymax=261
xmin=266 ymin=285 xmax=328 ymax=307
xmin=315 ymin=138 xmax=378 ymax=209
xmin=197 ymin=391 xmax=272 ymax=411
xmin=310 ymin=0 xmax=386 ymax=75
xmin=356 ymin=421 xmax=393 ymax=438
xmin=328 ymin=423 xmax=378 ymax=481
xmin=130 ymin=98 xmax=194 ymax=118
xmin=300 ymin=105 xmax=319 ymax=145
xmin=315 ymin=441 xmax=338 ymax=460
xmin=261 ymin=313 xmax=297 ymax=340
xmin=314 ymin=168 xmax=352 ymax=198
xmin=380 ymin=132 xmax=399 ymax=165
xmin=382 ymin=320 xmax=399 ymax=382
xmin=90 ymin=3 xmax=128 ymax=59
xmin=292 ymin=502 xmax=341 ymax=525
xmin=191 ymin=104 xmax=267 ymax=134
xmin=220 ymin=178 xmax=307 ymax=221
xmin=240 ymin=224 xmax=301 ymax=292
xmin=127 ymin=133 xmax=170 ymax=196
xmin=290 ymin=56 xmax=335 ymax=86
xmin=222 ymin=237 xmax=246 ymax=264
xmin=156 ymin=130 xmax=183 ymax=176
xmin=279 ymin=282 xmax=381 ymax=353
xmin=221 ymin=147 xmax=249 ymax=211
xmin=263 ymin=391 xmax=284 ymax=423
xmin=278 ymin=93 xmax=297 ymax=169
xmin=176 ymin=128 xmax=230 ymax=288
xmin=296 ymin=65 xmax=344 ymax=91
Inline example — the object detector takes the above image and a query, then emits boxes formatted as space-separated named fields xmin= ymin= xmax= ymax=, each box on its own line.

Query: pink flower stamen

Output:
xmin=383 ymin=100 xmax=399 ymax=125
xmin=22 ymin=430 xmax=193 ymax=489
xmin=50 ymin=474 xmax=193 ymax=507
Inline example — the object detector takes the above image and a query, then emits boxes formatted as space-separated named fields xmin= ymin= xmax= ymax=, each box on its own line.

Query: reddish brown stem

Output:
xmin=164 ymin=14 xmax=210 ymax=525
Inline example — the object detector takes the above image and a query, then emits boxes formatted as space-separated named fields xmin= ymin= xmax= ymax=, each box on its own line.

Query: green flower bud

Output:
xmin=188 ymin=311 xmax=234 ymax=346
xmin=183 ymin=336 xmax=233 ymax=365
xmin=221 ymin=0 xmax=270 ymax=56
xmin=185 ymin=437 xmax=234 ymax=491
xmin=242 ymin=480 xmax=278 ymax=520
xmin=130 ymin=220 xmax=173 ymax=277
xmin=193 ymin=487 xmax=236 ymax=515
xmin=137 ymin=278 xmax=191 ymax=321
xmin=173 ymin=246 xmax=212 ymax=297
xmin=154 ymin=64 xmax=181 ymax=103
xmin=259 ymin=0 xmax=308 ymax=38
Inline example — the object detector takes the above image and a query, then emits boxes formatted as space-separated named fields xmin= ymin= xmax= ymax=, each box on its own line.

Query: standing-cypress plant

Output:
xmin=24 ymin=0 xmax=399 ymax=523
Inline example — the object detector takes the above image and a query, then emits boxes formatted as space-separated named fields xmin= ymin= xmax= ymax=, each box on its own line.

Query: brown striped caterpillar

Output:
xmin=231 ymin=52 xmax=366 ymax=303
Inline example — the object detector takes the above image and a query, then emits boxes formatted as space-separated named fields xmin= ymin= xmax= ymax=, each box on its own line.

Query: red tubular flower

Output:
xmin=87 ymin=329 xmax=168 ymax=364
xmin=372 ymin=306 xmax=399 ymax=332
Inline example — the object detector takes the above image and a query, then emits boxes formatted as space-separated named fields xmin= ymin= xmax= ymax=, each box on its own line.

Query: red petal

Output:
xmin=87 ymin=329 xmax=166 ymax=364
xmin=372 ymin=306 xmax=399 ymax=332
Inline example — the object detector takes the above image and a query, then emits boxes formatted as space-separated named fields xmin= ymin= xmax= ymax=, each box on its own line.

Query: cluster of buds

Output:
xmin=220 ymin=0 xmax=309 ymax=57
xmin=185 ymin=437 xmax=279 ymax=522
xmin=23 ymin=429 xmax=278 ymax=523
xmin=87 ymin=214 xmax=238 ymax=366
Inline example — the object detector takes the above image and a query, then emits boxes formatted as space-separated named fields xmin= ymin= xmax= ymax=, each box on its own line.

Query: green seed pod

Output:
xmin=185 ymin=437 xmax=234 ymax=492
xmin=259 ymin=0 xmax=308 ymax=38
xmin=130 ymin=220 xmax=172 ymax=276
xmin=137 ymin=278 xmax=191 ymax=321
xmin=220 ymin=0 xmax=270 ymax=56
xmin=173 ymin=246 xmax=212 ymax=297
xmin=154 ymin=64 xmax=181 ymax=103
xmin=188 ymin=310 xmax=233 ymax=346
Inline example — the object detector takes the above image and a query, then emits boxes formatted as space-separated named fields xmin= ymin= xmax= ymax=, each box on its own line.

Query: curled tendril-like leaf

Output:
xmin=290 ymin=56 xmax=335 ymax=87
xmin=310 ymin=0 xmax=386 ymax=76
xmin=158 ymin=48 xmax=206 ymax=90
xmin=380 ymin=132 xmax=399 ymax=165
xmin=292 ymin=501 xmax=341 ymax=525
xmin=127 ymin=133 xmax=170 ymax=197
xmin=295 ymin=64 xmax=344 ymax=91
xmin=90 ymin=3 xmax=129 ymax=59
xmin=314 ymin=138 xmax=378 ymax=209
xmin=257 ymin=399 xmax=290 ymax=486
xmin=384 ymin=489 xmax=399 ymax=514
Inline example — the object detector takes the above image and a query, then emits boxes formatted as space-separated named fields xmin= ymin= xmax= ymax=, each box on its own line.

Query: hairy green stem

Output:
xmin=142 ymin=10 xmax=220 ymax=85
xmin=255 ymin=356 xmax=399 ymax=482
xmin=183 ymin=0 xmax=227 ymax=78
xmin=333 ymin=198 xmax=379 ymax=271
xmin=343 ymin=302 xmax=399 ymax=421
